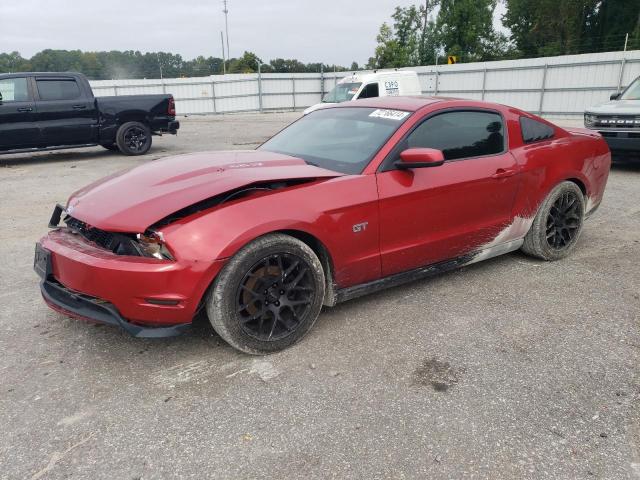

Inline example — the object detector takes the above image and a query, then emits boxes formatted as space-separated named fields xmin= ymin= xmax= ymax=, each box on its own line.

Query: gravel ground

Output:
xmin=0 ymin=113 xmax=638 ymax=480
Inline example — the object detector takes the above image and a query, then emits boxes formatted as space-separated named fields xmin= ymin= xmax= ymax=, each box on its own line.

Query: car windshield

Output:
xmin=258 ymin=107 xmax=411 ymax=174
xmin=322 ymin=82 xmax=362 ymax=103
xmin=621 ymin=77 xmax=640 ymax=100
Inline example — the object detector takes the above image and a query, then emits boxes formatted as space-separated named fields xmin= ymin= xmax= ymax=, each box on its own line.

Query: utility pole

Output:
xmin=223 ymin=0 xmax=230 ymax=61
xmin=156 ymin=53 xmax=163 ymax=80
xmin=221 ymin=31 xmax=226 ymax=75
xmin=623 ymin=32 xmax=629 ymax=53
xmin=617 ymin=33 xmax=629 ymax=93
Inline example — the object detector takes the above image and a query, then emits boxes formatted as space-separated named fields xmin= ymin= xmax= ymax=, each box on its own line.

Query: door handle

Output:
xmin=72 ymin=105 xmax=87 ymax=110
xmin=17 ymin=106 xmax=33 ymax=112
xmin=491 ymin=168 xmax=517 ymax=179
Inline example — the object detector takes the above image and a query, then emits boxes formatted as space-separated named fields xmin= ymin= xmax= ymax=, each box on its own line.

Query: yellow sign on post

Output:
xmin=448 ymin=56 xmax=457 ymax=65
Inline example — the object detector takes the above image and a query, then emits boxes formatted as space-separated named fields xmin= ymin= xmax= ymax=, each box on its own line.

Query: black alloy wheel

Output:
xmin=236 ymin=253 xmax=315 ymax=341
xmin=116 ymin=121 xmax=152 ymax=155
xmin=521 ymin=181 xmax=585 ymax=261
xmin=207 ymin=233 xmax=325 ymax=354
xmin=123 ymin=125 xmax=148 ymax=153
xmin=546 ymin=190 xmax=582 ymax=249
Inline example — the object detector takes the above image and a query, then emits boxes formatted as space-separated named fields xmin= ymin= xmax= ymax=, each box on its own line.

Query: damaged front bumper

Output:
xmin=34 ymin=227 xmax=225 ymax=337
xmin=40 ymin=277 xmax=190 ymax=338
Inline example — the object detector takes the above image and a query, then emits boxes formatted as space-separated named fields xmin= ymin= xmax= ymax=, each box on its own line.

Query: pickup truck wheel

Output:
xmin=521 ymin=181 xmax=585 ymax=261
xmin=207 ymin=234 xmax=325 ymax=355
xmin=116 ymin=121 xmax=152 ymax=155
xmin=100 ymin=143 xmax=118 ymax=151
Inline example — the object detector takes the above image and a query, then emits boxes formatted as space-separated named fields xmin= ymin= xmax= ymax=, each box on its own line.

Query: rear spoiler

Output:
xmin=564 ymin=127 xmax=602 ymax=138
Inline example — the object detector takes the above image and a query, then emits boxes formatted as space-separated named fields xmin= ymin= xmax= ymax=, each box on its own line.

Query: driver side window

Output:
xmin=0 ymin=77 xmax=30 ymax=103
xmin=406 ymin=110 xmax=505 ymax=161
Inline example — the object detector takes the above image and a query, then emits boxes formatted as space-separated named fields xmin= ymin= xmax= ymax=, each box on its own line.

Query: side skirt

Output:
xmin=333 ymin=239 xmax=524 ymax=304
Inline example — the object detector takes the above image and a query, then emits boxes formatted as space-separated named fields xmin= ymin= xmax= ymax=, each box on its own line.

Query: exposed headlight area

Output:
xmin=136 ymin=232 xmax=174 ymax=260
xmin=64 ymin=216 xmax=173 ymax=260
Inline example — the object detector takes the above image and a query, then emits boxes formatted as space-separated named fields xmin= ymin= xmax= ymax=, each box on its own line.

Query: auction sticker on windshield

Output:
xmin=369 ymin=109 xmax=410 ymax=121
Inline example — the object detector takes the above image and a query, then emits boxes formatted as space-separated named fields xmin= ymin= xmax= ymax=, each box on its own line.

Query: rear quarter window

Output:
xmin=520 ymin=117 xmax=555 ymax=143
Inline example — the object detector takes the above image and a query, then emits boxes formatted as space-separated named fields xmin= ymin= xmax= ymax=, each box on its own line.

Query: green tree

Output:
xmin=188 ymin=55 xmax=224 ymax=76
xmin=587 ymin=0 xmax=640 ymax=52
xmin=30 ymin=49 xmax=81 ymax=73
xmin=436 ymin=0 xmax=508 ymax=61
xmin=229 ymin=51 xmax=262 ymax=73
xmin=0 ymin=52 xmax=30 ymax=72
xmin=418 ymin=1 xmax=441 ymax=63
xmin=0 ymin=49 xmax=348 ymax=79
xmin=368 ymin=23 xmax=406 ymax=68
xmin=392 ymin=5 xmax=423 ymax=65
xmin=268 ymin=58 xmax=307 ymax=73
xmin=503 ymin=0 xmax=600 ymax=57
xmin=368 ymin=2 xmax=441 ymax=68
xmin=304 ymin=62 xmax=325 ymax=73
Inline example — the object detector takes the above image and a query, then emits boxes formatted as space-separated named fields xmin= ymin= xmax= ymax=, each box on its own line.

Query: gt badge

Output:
xmin=353 ymin=222 xmax=368 ymax=233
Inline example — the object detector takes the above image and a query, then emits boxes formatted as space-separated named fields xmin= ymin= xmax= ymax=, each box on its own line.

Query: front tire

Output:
xmin=522 ymin=181 xmax=585 ymax=261
xmin=116 ymin=121 xmax=152 ymax=155
xmin=207 ymin=234 xmax=325 ymax=355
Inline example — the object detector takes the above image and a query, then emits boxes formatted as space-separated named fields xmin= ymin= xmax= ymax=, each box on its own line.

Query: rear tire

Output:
xmin=521 ymin=181 xmax=585 ymax=261
xmin=116 ymin=121 xmax=152 ymax=156
xmin=207 ymin=234 xmax=325 ymax=355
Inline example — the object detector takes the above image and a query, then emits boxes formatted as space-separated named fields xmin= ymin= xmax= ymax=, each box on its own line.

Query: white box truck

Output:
xmin=304 ymin=70 xmax=422 ymax=115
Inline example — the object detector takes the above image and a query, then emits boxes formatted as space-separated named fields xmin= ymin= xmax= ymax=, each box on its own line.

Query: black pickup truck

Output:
xmin=0 ymin=72 xmax=179 ymax=156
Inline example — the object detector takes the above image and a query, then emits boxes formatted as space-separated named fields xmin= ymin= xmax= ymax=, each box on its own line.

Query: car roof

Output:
xmin=0 ymin=72 xmax=81 ymax=80
xmin=329 ymin=96 xmax=466 ymax=112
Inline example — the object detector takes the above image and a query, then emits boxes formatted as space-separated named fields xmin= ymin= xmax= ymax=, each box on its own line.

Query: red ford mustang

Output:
xmin=34 ymin=97 xmax=610 ymax=354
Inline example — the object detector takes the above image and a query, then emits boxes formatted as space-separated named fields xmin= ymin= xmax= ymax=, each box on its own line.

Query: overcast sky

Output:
xmin=1 ymin=0 xmax=506 ymax=66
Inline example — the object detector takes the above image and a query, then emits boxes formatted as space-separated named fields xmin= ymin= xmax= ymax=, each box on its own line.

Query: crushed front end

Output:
xmin=34 ymin=205 xmax=224 ymax=337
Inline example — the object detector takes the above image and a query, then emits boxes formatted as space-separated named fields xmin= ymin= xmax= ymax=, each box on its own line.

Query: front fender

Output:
xmin=161 ymin=175 xmax=383 ymax=288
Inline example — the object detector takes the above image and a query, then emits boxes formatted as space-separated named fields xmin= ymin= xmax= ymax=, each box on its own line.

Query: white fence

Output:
xmin=90 ymin=50 xmax=640 ymax=119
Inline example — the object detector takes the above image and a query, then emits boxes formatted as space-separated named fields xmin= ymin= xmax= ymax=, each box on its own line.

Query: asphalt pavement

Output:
xmin=0 ymin=112 xmax=638 ymax=479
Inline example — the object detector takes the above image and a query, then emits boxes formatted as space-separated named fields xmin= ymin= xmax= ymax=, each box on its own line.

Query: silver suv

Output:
xmin=585 ymin=75 xmax=640 ymax=160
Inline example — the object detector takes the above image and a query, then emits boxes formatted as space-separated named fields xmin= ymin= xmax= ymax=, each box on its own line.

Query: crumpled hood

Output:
xmin=586 ymin=99 xmax=640 ymax=115
xmin=66 ymin=150 xmax=342 ymax=232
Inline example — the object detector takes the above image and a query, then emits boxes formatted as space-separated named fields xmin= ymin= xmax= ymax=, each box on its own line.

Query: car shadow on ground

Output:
xmin=0 ymin=146 xmax=176 ymax=167
xmin=50 ymin=251 xmax=531 ymax=359
xmin=0 ymin=148 xmax=121 ymax=167
xmin=313 ymin=251 xmax=537 ymax=330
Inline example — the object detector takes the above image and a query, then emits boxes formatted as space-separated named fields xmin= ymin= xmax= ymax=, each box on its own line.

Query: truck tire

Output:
xmin=521 ymin=181 xmax=585 ymax=261
xmin=116 ymin=121 xmax=152 ymax=155
xmin=207 ymin=234 xmax=325 ymax=355
xmin=100 ymin=143 xmax=118 ymax=151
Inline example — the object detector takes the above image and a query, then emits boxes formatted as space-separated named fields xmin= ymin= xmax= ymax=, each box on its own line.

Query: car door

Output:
xmin=34 ymin=76 xmax=97 ymax=146
xmin=376 ymin=109 xmax=521 ymax=277
xmin=0 ymin=76 xmax=39 ymax=150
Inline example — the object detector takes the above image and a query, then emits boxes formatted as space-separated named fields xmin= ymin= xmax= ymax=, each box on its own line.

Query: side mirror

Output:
xmin=395 ymin=148 xmax=445 ymax=169
xmin=610 ymin=92 xmax=621 ymax=101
